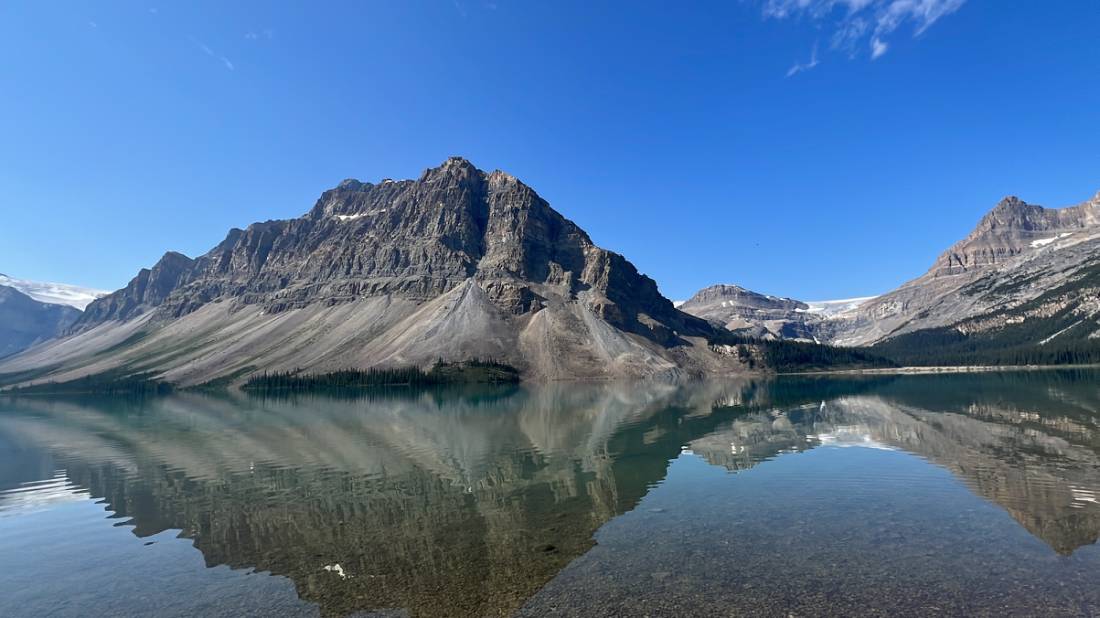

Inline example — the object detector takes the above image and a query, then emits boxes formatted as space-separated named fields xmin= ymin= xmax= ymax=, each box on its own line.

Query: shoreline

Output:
xmin=780 ymin=363 xmax=1100 ymax=376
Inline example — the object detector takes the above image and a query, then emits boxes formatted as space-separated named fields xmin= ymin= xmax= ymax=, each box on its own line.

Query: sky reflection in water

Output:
xmin=2 ymin=371 xmax=1100 ymax=617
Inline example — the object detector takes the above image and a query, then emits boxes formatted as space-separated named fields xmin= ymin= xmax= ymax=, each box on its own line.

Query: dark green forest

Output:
xmin=707 ymin=330 xmax=897 ymax=372
xmin=242 ymin=359 xmax=520 ymax=394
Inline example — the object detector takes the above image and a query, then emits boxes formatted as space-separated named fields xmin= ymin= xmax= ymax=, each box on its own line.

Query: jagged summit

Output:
xmin=680 ymin=188 xmax=1100 ymax=349
xmin=4 ymin=157 xmax=741 ymax=386
xmin=932 ymin=191 xmax=1100 ymax=277
xmin=337 ymin=178 xmax=364 ymax=190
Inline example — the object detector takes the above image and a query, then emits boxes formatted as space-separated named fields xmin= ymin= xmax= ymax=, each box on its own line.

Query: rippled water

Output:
xmin=2 ymin=372 xmax=1100 ymax=616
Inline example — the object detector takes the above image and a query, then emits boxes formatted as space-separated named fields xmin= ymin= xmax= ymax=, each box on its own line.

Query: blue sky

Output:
xmin=1 ymin=1 xmax=1097 ymax=301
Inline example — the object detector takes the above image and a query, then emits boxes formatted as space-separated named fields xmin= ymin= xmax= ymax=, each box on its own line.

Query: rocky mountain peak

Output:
xmin=678 ymin=284 xmax=815 ymax=340
xmin=68 ymin=157 xmax=718 ymax=371
xmin=682 ymin=284 xmax=806 ymax=311
xmin=930 ymin=193 xmax=1100 ymax=277
xmin=420 ymin=156 xmax=482 ymax=183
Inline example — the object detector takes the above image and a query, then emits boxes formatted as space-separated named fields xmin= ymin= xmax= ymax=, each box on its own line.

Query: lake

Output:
xmin=2 ymin=371 xmax=1100 ymax=616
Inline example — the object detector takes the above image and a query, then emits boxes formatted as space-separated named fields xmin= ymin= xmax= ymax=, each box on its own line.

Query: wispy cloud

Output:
xmin=189 ymin=36 xmax=235 ymax=71
xmin=245 ymin=28 xmax=274 ymax=41
xmin=762 ymin=0 xmax=966 ymax=64
xmin=871 ymin=37 xmax=888 ymax=58
xmin=786 ymin=43 xmax=820 ymax=77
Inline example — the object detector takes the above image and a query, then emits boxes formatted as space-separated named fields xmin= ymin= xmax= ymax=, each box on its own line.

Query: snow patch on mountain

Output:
xmin=0 ymin=274 xmax=108 ymax=310
xmin=1030 ymin=232 xmax=1074 ymax=249
xmin=800 ymin=296 xmax=877 ymax=317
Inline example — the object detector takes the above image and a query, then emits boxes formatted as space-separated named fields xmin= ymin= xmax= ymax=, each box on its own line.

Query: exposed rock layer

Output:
xmin=1 ymin=158 xmax=741 ymax=386
xmin=681 ymin=191 xmax=1100 ymax=349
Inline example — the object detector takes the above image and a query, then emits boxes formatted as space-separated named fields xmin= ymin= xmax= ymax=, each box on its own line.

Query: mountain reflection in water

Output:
xmin=1 ymin=371 xmax=1099 ymax=617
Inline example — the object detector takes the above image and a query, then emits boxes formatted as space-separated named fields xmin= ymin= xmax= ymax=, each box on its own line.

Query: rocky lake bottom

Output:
xmin=2 ymin=370 xmax=1100 ymax=616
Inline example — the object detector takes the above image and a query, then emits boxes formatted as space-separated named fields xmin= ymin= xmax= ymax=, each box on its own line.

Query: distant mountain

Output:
xmin=0 ymin=285 xmax=82 ymax=359
xmin=678 ymin=284 xmax=818 ymax=340
xmin=0 ymin=273 xmax=106 ymax=310
xmin=679 ymin=284 xmax=875 ymax=342
xmin=826 ymin=191 xmax=1100 ymax=349
xmin=0 ymin=157 xmax=749 ymax=388
xmin=682 ymin=190 xmax=1100 ymax=364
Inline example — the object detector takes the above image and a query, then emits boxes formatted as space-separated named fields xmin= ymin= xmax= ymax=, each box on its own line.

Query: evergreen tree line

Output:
xmin=708 ymin=330 xmax=896 ymax=372
xmin=242 ymin=358 xmax=520 ymax=393
xmin=872 ymin=325 xmax=1100 ymax=367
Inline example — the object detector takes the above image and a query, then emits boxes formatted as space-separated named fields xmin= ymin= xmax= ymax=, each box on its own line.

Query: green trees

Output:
xmin=241 ymin=359 xmax=521 ymax=393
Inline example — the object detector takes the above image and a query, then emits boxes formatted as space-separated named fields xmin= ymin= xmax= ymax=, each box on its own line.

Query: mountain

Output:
xmin=0 ymin=157 xmax=746 ymax=388
xmin=0 ymin=273 xmax=106 ymax=310
xmin=682 ymin=190 xmax=1100 ymax=363
xmin=678 ymin=284 xmax=875 ymax=341
xmin=0 ymin=284 xmax=82 ymax=359
xmin=827 ymin=191 xmax=1100 ymax=349
xmin=678 ymin=284 xmax=814 ymax=339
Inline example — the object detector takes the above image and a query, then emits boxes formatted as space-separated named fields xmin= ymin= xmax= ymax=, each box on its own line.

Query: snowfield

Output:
xmin=0 ymin=274 xmax=108 ymax=310
xmin=799 ymin=296 xmax=877 ymax=317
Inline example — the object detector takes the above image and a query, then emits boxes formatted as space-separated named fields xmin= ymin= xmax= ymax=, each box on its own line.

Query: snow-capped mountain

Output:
xmin=677 ymin=284 xmax=877 ymax=341
xmin=0 ymin=274 xmax=107 ymax=310
xmin=0 ymin=285 xmax=83 ymax=358
xmin=800 ymin=297 xmax=877 ymax=318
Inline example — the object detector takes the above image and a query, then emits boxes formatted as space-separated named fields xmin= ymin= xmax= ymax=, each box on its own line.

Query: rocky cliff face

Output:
xmin=0 ymin=285 xmax=82 ymax=359
xmin=831 ymin=190 xmax=1100 ymax=347
xmin=681 ymin=190 xmax=1100 ymax=351
xmin=932 ymin=194 xmax=1100 ymax=277
xmin=3 ymin=158 xmax=741 ymax=386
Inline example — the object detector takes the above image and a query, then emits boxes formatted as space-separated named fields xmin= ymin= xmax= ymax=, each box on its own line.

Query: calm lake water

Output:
xmin=2 ymin=371 xmax=1100 ymax=617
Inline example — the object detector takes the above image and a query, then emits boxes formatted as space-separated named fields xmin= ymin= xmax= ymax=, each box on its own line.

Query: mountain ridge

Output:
xmin=1 ymin=157 xmax=747 ymax=387
xmin=681 ymin=189 xmax=1100 ymax=354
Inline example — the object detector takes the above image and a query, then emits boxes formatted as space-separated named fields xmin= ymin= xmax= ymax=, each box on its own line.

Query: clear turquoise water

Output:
xmin=2 ymin=372 xmax=1100 ymax=617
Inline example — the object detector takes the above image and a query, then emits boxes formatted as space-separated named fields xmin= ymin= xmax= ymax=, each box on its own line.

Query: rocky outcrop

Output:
xmin=76 ymin=251 xmax=196 ymax=325
xmin=2 ymin=158 xmax=742 ymax=386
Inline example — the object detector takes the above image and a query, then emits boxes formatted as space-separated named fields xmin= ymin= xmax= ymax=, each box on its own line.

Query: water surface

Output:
xmin=2 ymin=372 xmax=1100 ymax=616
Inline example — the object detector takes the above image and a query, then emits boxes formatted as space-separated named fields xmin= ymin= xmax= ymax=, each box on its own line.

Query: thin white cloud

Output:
xmin=762 ymin=0 xmax=965 ymax=62
xmin=871 ymin=37 xmax=888 ymax=58
xmin=245 ymin=31 xmax=259 ymax=40
xmin=787 ymin=43 xmax=820 ymax=77
xmin=189 ymin=36 xmax=235 ymax=71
